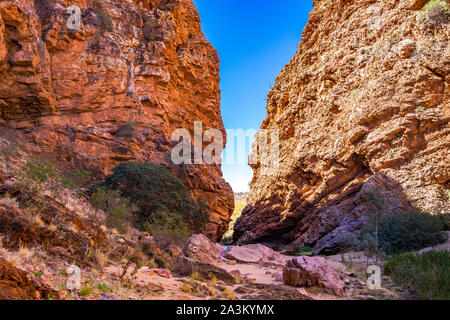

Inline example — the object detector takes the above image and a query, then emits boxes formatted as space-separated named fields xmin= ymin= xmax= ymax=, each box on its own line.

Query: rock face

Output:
xmin=0 ymin=0 xmax=233 ymax=239
xmin=283 ymin=256 xmax=346 ymax=296
xmin=234 ymin=0 xmax=449 ymax=253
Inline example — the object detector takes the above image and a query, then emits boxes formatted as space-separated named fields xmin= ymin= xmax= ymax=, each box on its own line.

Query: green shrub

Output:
xmin=384 ymin=251 xmax=450 ymax=300
xmin=16 ymin=157 xmax=57 ymax=193
xmin=90 ymin=187 xmax=138 ymax=232
xmin=97 ymin=283 xmax=113 ymax=293
xmin=361 ymin=210 xmax=447 ymax=255
xmin=421 ymin=0 xmax=449 ymax=25
xmin=143 ymin=210 xmax=190 ymax=247
xmin=60 ymin=170 xmax=91 ymax=198
xmin=79 ymin=286 xmax=93 ymax=297
xmin=99 ymin=162 xmax=209 ymax=235
xmin=441 ymin=214 xmax=450 ymax=230
xmin=359 ymin=188 xmax=447 ymax=255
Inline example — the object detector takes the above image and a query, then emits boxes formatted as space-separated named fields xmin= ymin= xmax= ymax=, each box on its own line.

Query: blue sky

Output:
xmin=193 ymin=0 xmax=313 ymax=193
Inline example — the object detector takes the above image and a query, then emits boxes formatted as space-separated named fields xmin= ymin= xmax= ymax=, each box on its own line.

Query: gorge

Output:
xmin=0 ymin=0 xmax=448 ymax=302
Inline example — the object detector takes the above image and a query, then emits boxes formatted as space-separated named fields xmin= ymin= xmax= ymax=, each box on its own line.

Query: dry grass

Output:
xmin=0 ymin=195 xmax=20 ymax=210
xmin=222 ymin=287 xmax=236 ymax=300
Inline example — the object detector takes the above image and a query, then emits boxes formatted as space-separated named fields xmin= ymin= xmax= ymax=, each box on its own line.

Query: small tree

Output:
xmin=90 ymin=187 xmax=138 ymax=232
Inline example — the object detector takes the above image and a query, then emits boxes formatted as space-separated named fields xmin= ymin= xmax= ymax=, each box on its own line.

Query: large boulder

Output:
xmin=193 ymin=262 xmax=236 ymax=285
xmin=224 ymin=244 xmax=285 ymax=266
xmin=185 ymin=234 xmax=223 ymax=264
xmin=283 ymin=256 xmax=346 ymax=296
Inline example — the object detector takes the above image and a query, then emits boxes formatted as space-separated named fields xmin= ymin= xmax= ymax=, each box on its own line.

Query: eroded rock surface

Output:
xmin=224 ymin=244 xmax=285 ymax=267
xmin=0 ymin=258 xmax=61 ymax=300
xmin=235 ymin=0 xmax=449 ymax=253
xmin=185 ymin=233 xmax=223 ymax=264
xmin=283 ymin=256 xmax=346 ymax=296
xmin=0 ymin=0 xmax=233 ymax=240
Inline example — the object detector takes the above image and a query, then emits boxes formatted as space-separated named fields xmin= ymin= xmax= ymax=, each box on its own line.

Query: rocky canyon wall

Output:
xmin=234 ymin=0 xmax=449 ymax=253
xmin=0 ymin=0 xmax=233 ymax=240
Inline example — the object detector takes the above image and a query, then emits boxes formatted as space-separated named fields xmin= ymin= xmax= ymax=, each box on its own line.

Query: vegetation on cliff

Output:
xmin=98 ymin=162 xmax=209 ymax=243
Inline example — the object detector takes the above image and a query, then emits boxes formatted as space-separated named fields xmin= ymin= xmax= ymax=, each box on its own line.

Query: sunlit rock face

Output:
xmin=0 ymin=0 xmax=234 ymax=240
xmin=235 ymin=0 xmax=449 ymax=253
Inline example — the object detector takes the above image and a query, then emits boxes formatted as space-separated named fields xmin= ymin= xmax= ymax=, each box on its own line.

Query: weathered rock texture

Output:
xmin=224 ymin=244 xmax=285 ymax=267
xmin=235 ymin=0 xmax=449 ymax=253
xmin=0 ymin=0 xmax=233 ymax=239
xmin=185 ymin=233 xmax=223 ymax=264
xmin=283 ymin=256 xmax=346 ymax=296
xmin=0 ymin=258 xmax=62 ymax=300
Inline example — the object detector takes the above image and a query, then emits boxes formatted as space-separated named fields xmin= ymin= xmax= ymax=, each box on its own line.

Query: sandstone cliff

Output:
xmin=0 ymin=0 xmax=233 ymax=240
xmin=235 ymin=0 xmax=449 ymax=253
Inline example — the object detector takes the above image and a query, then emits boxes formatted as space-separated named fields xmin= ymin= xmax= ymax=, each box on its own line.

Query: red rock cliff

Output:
xmin=0 ymin=0 xmax=234 ymax=240
xmin=234 ymin=0 xmax=449 ymax=253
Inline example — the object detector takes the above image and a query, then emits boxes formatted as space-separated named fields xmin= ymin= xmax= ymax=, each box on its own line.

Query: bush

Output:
xmin=16 ymin=157 xmax=57 ymax=194
xmin=384 ymin=251 xmax=450 ymax=300
xmin=116 ymin=120 xmax=137 ymax=139
xmin=99 ymin=162 xmax=209 ymax=235
xmin=421 ymin=0 xmax=449 ymax=25
xmin=361 ymin=210 xmax=447 ymax=255
xmin=90 ymin=187 xmax=138 ymax=232
xmin=60 ymin=170 xmax=91 ymax=198
xmin=143 ymin=210 xmax=189 ymax=247
xmin=358 ymin=188 xmax=447 ymax=255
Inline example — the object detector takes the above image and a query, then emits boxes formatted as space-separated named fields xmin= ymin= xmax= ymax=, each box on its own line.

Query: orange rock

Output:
xmin=235 ymin=0 xmax=449 ymax=253
xmin=0 ymin=0 xmax=233 ymax=240
xmin=0 ymin=258 xmax=61 ymax=300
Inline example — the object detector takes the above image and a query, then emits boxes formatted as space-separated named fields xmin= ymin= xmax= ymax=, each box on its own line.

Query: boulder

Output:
xmin=171 ymin=256 xmax=194 ymax=277
xmin=224 ymin=244 xmax=284 ymax=266
xmin=185 ymin=234 xmax=223 ymax=264
xmin=193 ymin=262 xmax=236 ymax=285
xmin=283 ymin=256 xmax=346 ymax=296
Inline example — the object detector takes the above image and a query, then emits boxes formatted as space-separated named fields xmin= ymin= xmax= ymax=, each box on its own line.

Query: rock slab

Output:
xmin=283 ymin=256 xmax=346 ymax=296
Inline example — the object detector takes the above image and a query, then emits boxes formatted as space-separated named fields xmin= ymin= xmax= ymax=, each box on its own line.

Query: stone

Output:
xmin=234 ymin=0 xmax=449 ymax=254
xmin=185 ymin=234 xmax=223 ymax=264
xmin=224 ymin=244 xmax=285 ymax=266
xmin=273 ymin=272 xmax=283 ymax=282
xmin=193 ymin=262 xmax=235 ymax=285
xmin=283 ymin=256 xmax=346 ymax=296
xmin=171 ymin=256 xmax=194 ymax=277
xmin=224 ymin=244 xmax=284 ymax=266
xmin=153 ymin=268 xmax=171 ymax=279
xmin=417 ymin=247 xmax=433 ymax=256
